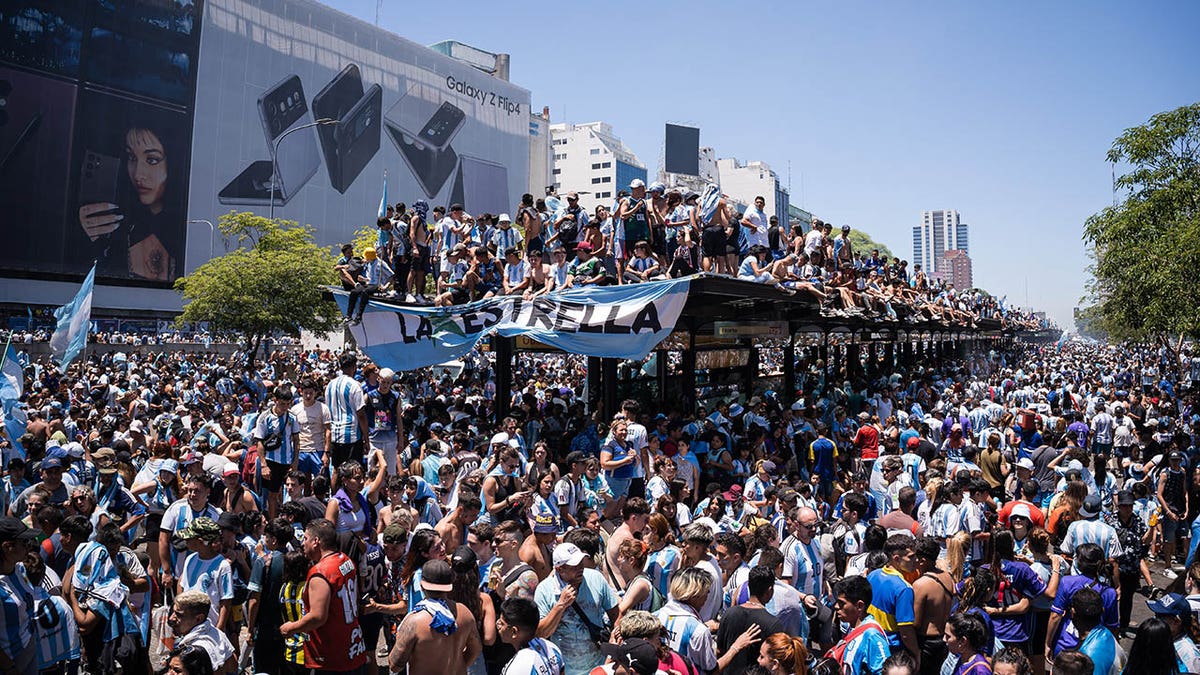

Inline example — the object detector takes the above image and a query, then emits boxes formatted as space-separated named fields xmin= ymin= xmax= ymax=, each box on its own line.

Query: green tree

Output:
xmin=847 ymin=230 xmax=893 ymax=260
xmin=1082 ymin=102 xmax=1200 ymax=365
xmin=174 ymin=211 xmax=342 ymax=367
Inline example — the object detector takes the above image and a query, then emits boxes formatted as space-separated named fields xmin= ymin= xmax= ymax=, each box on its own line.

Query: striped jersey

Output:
xmin=501 ymin=638 xmax=564 ymax=675
xmin=492 ymin=227 xmax=519 ymax=253
xmin=0 ymin=564 xmax=36 ymax=661
xmin=253 ymin=410 xmax=300 ymax=465
xmin=643 ymin=545 xmax=682 ymax=599
xmin=781 ymin=534 xmax=824 ymax=597
xmin=280 ymin=581 xmax=306 ymax=664
xmin=160 ymin=500 xmax=222 ymax=573
xmin=178 ymin=552 xmax=234 ymax=626
xmin=1060 ymin=519 xmax=1124 ymax=559
xmin=656 ymin=600 xmax=716 ymax=672
xmin=930 ymin=503 xmax=963 ymax=540
xmin=35 ymin=594 xmax=80 ymax=669
xmin=325 ymin=374 xmax=365 ymax=444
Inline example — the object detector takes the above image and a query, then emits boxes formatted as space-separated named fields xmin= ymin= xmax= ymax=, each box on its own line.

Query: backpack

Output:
xmin=634 ymin=573 xmax=666 ymax=613
xmin=558 ymin=207 xmax=581 ymax=242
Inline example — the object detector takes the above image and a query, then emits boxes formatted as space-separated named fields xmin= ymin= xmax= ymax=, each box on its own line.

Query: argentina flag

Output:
xmin=49 ymin=263 xmax=96 ymax=369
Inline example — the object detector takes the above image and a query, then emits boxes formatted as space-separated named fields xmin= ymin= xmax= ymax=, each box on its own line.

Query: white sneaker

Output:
xmin=1164 ymin=569 xmax=1179 ymax=580
xmin=405 ymin=293 xmax=417 ymax=303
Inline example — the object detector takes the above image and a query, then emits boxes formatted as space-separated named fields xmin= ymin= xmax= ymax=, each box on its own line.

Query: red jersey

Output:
xmin=304 ymin=551 xmax=368 ymax=671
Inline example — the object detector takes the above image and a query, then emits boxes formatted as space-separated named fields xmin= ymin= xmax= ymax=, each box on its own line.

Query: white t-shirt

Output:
xmin=291 ymin=400 xmax=331 ymax=455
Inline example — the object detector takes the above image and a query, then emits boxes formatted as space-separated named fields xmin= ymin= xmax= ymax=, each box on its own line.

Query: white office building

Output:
xmin=912 ymin=209 xmax=970 ymax=277
xmin=715 ymin=158 xmax=790 ymax=228
xmin=549 ymin=122 xmax=647 ymax=212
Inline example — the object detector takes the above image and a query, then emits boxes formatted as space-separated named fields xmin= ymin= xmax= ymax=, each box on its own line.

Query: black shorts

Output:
xmin=360 ymin=612 xmax=386 ymax=650
xmin=263 ymin=460 xmax=289 ymax=493
xmin=527 ymin=236 xmax=544 ymax=253
xmin=701 ymin=227 xmax=726 ymax=258
xmin=329 ymin=440 xmax=364 ymax=468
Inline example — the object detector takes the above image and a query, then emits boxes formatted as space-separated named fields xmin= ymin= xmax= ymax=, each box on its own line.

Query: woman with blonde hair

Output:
xmin=758 ymin=632 xmax=809 ymax=675
xmin=946 ymin=531 xmax=973 ymax=583
xmin=1047 ymin=480 xmax=1087 ymax=544
xmin=658 ymin=567 xmax=761 ymax=673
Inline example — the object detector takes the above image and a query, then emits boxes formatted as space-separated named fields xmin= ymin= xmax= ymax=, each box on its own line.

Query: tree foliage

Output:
xmin=847 ymin=230 xmax=893 ymax=260
xmin=174 ymin=212 xmax=342 ymax=364
xmin=1082 ymin=102 xmax=1200 ymax=345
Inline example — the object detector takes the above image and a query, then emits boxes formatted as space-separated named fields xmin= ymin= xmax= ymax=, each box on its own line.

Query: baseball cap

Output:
xmin=629 ymin=179 xmax=645 ymax=189
xmin=0 ymin=517 xmax=38 ymax=544
xmin=1016 ymin=457 xmax=1036 ymax=472
xmin=429 ymin=422 xmax=444 ymax=432
xmin=533 ymin=514 xmax=558 ymax=534
xmin=761 ymin=461 xmax=778 ymax=475
xmin=1078 ymin=494 xmax=1102 ymax=519
xmin=180 ymin=452 xmax=202 ymax=466
xmin=177 ymin=517 xmax=221 ymax=541
xmin=907 ymin=436 xmax=920 ymax=449
xmin=552 ymin=542 xmax=587 ymax=567
xmin=576 ymin=241 xmax=593 ymax=252
xmin=381 ymin=522 xmax=408 ymax=545
xmin=600 ymin=638 xmax=659 ymax=675
xmin=1147 ymin=592 xmax=1192 ymax=616
xmin=40 ymin=457 xmax=63 ymax=470
xmin=222 ymin=462 xmax=241 ymax=477
xmin=420 ymin=560 xmax=455 ymax=592
xmin=1169 ymin=450 xmax=1184 ymax=461
xmin=779 ymin=489 xmax=799 ymax=503
xmin=490 ymin=432 xmax=510 ymax=446
xmin=159 ymin=459 xmax=179 ymax=475
xmin=1116 ymin=490 xmax=1136 ymax=506
xmin=566 ymin=191 xmax=579 ymax=200
xmin=450 ymin=545 xmax=478 ymax=573
xmin=728 ymin=404 xmax=744 ymax=418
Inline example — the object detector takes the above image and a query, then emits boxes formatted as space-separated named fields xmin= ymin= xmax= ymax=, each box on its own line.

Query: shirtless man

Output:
xmin=519 ymin=514 xmax=558 ymax=580
xmin=517 ymin=193 xmax=543 ymax=252
xmin=389 ymin=559 xmax=482 ymax=675
xmin=604 ymin=497 xmax=651 ymax=589
xmin=522 ymin=249 xmax=551 ymax=300
xmin=912 ymin=536 xmax=955 ymax=675
xmin=435 ymin=492 xmax=481 ymax=553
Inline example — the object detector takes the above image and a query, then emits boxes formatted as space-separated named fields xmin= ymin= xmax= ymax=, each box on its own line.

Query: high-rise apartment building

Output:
xmin=549 ymin=122 xmax=647 ymax=212
xmin=912 ymin=210 xmax=969 ymax=276
xmin=941 ymin=249 xmax=974 ymax=289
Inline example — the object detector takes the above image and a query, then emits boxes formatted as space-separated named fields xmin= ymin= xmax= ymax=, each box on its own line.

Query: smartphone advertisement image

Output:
xmin=0 ymin=0 xmax=529 ymax=309
xmin=189 ymin=0 xmax=531 ymax=276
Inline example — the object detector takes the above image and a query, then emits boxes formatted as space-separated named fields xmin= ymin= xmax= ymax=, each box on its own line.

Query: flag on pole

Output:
xmin=1 ymin=342 xmax=25 ymax=463
xmin=26 ymin=306 xmax=32 ymax=330
xmin=377 ymin=170 xmax=388 ymax=218
xmin=49 ymin=262 xmax=96 ymax=370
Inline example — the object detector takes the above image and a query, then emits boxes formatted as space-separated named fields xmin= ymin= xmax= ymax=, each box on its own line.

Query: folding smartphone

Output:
xmin=219 ymin=74 xmax=320 ymax=205
xmin=450 ymin=154 xmax=509 ymax=218
xmin=312 ymin=64 xmax=381 ymax=193
xmin=385 ymin=122 xmax=458 ymax=199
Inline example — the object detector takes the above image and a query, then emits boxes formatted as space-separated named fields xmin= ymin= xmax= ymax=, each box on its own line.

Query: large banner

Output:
xmin=333 ymin=278 xmax=692 ymax=371
xmin=0 ymin=0 xmax=203 ymax=285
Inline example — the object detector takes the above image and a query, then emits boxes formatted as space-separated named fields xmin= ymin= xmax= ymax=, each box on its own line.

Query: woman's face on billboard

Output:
xmin=125 ymin=128 xmax=167 ymax=213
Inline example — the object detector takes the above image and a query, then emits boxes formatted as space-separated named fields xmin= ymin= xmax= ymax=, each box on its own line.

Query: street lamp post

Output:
xmin=269 ymin=118 xmax=338 ymax=220
xmin=187 ymin=219 xmax=215 ymax=269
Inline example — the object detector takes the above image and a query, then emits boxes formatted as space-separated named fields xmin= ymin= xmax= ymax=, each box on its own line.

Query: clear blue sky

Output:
xmin=330 ymin=0 xmax=1200 ymax=328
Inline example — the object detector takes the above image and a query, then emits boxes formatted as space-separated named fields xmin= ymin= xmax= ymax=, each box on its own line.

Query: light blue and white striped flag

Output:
xmin=49 ymin=263 xmax=96 ymax=370
xmin=378 ymin=171 xmax=388 ymax=218
xmin=1 ymin=343 xmax=25 ymax=463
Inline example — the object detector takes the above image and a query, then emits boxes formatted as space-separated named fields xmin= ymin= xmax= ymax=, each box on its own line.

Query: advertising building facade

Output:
xmin=0 ymin=0 xmax=531 ymax=313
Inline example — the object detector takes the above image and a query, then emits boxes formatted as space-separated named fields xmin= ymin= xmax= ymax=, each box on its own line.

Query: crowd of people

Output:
xmin=332 ymin=182 xmax=1055 ymax=335
xmin=1 ymin=332 xmax=1195 ymax=675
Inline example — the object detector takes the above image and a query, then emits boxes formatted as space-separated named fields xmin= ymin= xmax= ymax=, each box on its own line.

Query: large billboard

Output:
xmin=187 ymin=0 xmax=530 ymax=273
xmin=664 ymin=123 xmax=700 ymax=176
xmin=0 ymin=0 xmax=530 ymax=295
xmin=0 ymin=0 xmax=203 ymax=285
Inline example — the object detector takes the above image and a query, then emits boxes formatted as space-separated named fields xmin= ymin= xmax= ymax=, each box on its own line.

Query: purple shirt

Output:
xmin=1050 ymin=575 xmax=1119 ymax=654
xmin=982 ymin=560 xmax=1047 ymax=643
